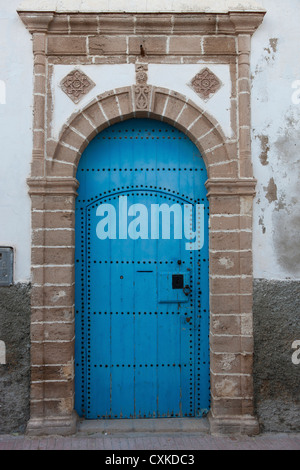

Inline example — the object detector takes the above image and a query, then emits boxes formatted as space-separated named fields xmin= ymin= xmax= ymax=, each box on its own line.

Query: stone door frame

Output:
xmin=18 ymin=8 xmax=265 ymax=436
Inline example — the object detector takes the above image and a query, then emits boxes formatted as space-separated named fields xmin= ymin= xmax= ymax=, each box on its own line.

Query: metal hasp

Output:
xmin=75 ymin=119 xmax=210 ymax=419
xmin=0 ymin=247 xmax=13 ymax=286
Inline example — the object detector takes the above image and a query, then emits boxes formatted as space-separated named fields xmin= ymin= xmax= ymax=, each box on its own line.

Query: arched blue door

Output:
xmin=75 ymin=119 xmax=210 ymax=419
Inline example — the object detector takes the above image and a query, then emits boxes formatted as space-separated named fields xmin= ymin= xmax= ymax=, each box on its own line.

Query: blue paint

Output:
xmin=75 ymin=119 xmax=210 ymax=419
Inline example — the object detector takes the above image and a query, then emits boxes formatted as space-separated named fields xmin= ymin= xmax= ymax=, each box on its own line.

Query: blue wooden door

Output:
xmin=75 ymin=119 xmax=210 ymax=419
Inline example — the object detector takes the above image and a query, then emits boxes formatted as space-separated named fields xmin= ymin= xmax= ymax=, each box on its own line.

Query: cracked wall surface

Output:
xmin=251 ymin=0 xmax=300 ymax=280
xmin=250 ymin=0 xmax=300 ymax=431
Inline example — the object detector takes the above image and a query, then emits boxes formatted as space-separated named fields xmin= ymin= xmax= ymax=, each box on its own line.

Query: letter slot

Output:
xmin=172 ymin=274 xmax=184 ymax=289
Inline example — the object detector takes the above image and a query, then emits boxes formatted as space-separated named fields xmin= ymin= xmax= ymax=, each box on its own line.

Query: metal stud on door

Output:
xmin=75 ymin=119 xmax=210 ymax=419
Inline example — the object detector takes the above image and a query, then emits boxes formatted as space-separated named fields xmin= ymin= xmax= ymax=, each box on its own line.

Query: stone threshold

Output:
xmin=77 ymin=417 xmax=210 ymax=435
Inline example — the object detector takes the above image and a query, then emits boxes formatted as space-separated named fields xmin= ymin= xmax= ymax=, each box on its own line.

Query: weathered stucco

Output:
xmin=253 ymin=279 xmax=300 ymax=432
xmin=251 ymin=0 xmax=300 ymax=280
xmin=0 ymin=284 xmax=31 ymax=433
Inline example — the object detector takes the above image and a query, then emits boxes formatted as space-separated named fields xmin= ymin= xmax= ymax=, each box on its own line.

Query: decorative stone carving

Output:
xmin=135 ymin=86 xmax=150 ymax=110
xmin=134 ymin=63 xmax=149 ymax=110
xmin=136 ymin=63 xmax=148 ymax=84
xmin=60 ymin=69 xmax=95 ymax=104
xmin=189 ymin=67 xmax=222 ymax=101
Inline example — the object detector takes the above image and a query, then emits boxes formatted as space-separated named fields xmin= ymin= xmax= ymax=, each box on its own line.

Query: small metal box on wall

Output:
xmin=0 ymin=247 xmax=14 ymax=286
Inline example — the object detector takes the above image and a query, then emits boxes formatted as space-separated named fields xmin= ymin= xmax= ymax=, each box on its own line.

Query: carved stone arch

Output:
xmin=49 ymin=86 xmax=236 ymax=180
xmin=27 ymin=84 xmax=258 ymax=437
xmin=20 ymin=5 xmax=266 ymax=437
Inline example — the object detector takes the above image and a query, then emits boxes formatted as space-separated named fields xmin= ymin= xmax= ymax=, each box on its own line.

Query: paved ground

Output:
xmin=0 ymin=431 xmax=299 ymax=450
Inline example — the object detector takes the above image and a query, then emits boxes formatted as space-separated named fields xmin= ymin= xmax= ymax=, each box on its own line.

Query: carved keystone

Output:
xmin=134 ymin=63 xmax=149 ymax=111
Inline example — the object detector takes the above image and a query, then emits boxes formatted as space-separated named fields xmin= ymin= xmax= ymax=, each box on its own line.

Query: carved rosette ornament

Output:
xmin=134 ymin=64 xmax=149 ymax=110
xmin=60 ymin=69 xmax=96 ymax=104
xmin=190 ymin=67 xmax=222 ymax=101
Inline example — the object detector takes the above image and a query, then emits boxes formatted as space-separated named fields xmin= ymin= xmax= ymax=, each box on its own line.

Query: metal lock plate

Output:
xmin=158 ymin=272 xmax=190 ymax=303
xmin=0 ymin=247 xmax=13 ymax=286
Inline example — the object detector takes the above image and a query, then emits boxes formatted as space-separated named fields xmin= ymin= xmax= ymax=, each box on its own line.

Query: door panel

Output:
xmin=75 ymin=119 xmax=210 ymax=419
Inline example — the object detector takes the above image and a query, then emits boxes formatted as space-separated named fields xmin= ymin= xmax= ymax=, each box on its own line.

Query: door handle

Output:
xmin=183 ymin=285 xmax=191 ymax=296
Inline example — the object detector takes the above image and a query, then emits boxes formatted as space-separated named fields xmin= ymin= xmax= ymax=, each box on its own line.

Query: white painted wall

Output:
xmin=0 ymin=0 xmax=299 ymax=282
xmin=251 ymin=0 xmax=300 ymax=279
xmin=18 ymin=0 xmax=265 ymax=13
xmin=0 ymin=1 xmax=32 ymax=283
xmin=148 ymin=64 xmax=232 ymax=139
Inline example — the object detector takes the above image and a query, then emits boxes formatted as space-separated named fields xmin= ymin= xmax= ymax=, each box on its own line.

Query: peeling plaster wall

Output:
xmin=251 ymin=0 xmax=300 ymax=280
xmin=250 ymin=0 xmax=300 ymax=432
